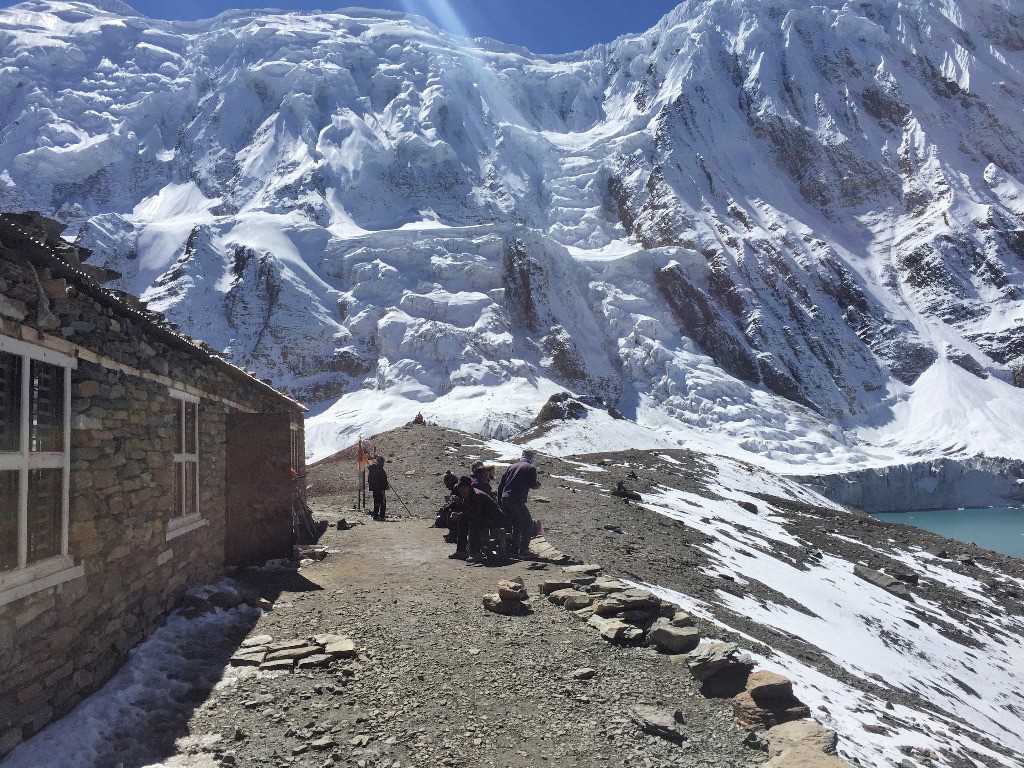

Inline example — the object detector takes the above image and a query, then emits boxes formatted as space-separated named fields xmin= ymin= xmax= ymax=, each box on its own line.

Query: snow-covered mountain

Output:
xmin=3 ymin=0 xmax=1024 ymax=486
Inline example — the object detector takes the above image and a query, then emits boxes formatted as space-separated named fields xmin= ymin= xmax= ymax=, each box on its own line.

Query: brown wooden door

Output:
xmin=225 ymin=412 xmax=294 ymax=566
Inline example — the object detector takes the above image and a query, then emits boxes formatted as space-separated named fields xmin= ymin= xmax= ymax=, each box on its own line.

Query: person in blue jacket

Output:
xmin=496 ymin=449 xmax=541 ymax=558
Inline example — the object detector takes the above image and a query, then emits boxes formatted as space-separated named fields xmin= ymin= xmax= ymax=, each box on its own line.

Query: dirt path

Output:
xmin=174 ymin=425 xmax=763 ymax=768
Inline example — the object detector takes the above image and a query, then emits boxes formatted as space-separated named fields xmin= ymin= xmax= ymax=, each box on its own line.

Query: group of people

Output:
xmin=438 ymin=449 xmax=541 ymax=565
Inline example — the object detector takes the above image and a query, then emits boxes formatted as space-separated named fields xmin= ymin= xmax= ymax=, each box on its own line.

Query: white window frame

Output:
xmin=0 ymin=334 xmax=82 ymax=606
xmin=167 ymin=389 xmax=205 ymax=540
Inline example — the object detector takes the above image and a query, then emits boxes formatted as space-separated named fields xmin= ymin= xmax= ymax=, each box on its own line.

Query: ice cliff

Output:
xmin=3 ymin=0 xmax=1024 ymax=482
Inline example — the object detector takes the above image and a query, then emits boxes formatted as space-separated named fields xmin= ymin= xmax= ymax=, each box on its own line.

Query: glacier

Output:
xmin=2 ymin=0 xmax=1024 ymax=490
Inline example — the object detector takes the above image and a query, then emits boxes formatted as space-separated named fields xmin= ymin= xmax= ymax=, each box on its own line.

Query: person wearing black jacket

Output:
xmin=450 ymin=475 xmax=506 ymax=564
xmin=367 ymin=456 xmax=389 ymax=521
xmin=496 ymin=449 xmax=541 ymax=557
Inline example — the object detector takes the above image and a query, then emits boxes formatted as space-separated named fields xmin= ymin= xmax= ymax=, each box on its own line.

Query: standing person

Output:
xmin=497 ymin=449 xmax=541 ymax=558
xmin=367 ymin=456 xmax=389 ymax=521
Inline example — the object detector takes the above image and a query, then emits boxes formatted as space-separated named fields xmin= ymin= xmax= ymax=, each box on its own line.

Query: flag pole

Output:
xmin=357 ymin=438 xmax=365 ymax=510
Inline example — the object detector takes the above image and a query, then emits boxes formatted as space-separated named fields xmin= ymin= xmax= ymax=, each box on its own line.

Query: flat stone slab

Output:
xmin=589 ymin=579 xmax=628 ymax=594
xmin=628 ymin=706 xmax=686 ymax=745
xmin=312 ymin=633 xmax=349 ymax=646
xmin=548 ymin=588 xmax=590 ymax=606
xmin=563 ymin=564 xmax=603 ymax=575
xmin=587 ymin=614 xmax=643 ymax=643
xmin=259 ymin=659 xmax=295 ymax=672
xmin=296 ymin=654 xmax=334 ymax=670
xmin=229 ymin=650 xmax=267 ymax=667
xmin=241 ymin=635 xmax=273 ymax=648
xmin=539 ymin=579 xmax=576 ymax=595
xmin=325 ymin=639 xmax=357 ymax=658
xmin=266 ymin=639 xmax=310 ymax=652
xmin=266 ymin=644 xmax=322 ymax=662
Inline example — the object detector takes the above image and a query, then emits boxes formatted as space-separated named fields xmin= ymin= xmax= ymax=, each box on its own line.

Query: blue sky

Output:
xmin=1 ymin=0 xmax=681 ymax=53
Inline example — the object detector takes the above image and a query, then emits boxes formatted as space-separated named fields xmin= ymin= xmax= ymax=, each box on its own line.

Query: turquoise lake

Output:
xmin=869 ymin=508 xmax=1024 ymax=560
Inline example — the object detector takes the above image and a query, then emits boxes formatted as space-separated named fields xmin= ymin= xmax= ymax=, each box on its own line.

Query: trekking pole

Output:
xmin=389 ymin=485 xmax=415 ymax=518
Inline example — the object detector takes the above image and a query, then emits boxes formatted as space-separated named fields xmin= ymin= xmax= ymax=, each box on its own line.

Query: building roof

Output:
xmin=0 ymin=211 xmax=305 ymax=412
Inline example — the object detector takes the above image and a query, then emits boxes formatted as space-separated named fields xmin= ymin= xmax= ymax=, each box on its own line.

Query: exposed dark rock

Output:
xmin=531 ymin=392 xmax=588 ymax=427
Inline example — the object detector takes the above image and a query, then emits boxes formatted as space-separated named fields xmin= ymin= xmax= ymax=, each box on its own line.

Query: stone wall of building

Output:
xmin=0 ymin=219 xmax=304 ymax=758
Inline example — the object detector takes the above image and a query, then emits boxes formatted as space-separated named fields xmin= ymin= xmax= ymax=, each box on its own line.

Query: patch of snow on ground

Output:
xmin=3 ymin=584 xmax=257 ymax=768
xmin=638 ymin=473 xmax=1024 ymax=768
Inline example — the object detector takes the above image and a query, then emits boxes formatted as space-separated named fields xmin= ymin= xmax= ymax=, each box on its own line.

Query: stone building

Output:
xmin=0 ymin=212 xmax=305 ymax=758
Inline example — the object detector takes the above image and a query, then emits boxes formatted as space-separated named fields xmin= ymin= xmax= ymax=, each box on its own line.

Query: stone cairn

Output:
xmin=482 ymin=577 xmax=529 ymax=615
xmin=530 ymin=563 xmax=851 ymax=766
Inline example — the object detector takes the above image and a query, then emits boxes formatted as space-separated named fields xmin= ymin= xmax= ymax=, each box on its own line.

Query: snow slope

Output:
xmin=3 ymin=0 xmax=1024 ymax=479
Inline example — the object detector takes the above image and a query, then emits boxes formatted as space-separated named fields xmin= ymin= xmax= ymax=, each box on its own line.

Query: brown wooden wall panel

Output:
xmin=225 ymin=412 xmax=294 ymax=566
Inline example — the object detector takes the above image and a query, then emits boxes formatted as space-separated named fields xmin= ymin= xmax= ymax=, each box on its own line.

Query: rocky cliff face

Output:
xmin=3 ymin=0 xmax=1024 ymax=472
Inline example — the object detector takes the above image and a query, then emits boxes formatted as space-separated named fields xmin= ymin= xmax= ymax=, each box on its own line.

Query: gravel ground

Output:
xmin=173 ymin=423 xmax=768 ymax=767
xmin=172 ymin=421 xmax=1024 ymax=768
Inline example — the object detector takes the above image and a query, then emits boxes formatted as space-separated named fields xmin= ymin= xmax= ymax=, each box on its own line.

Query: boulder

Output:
xmin=684 ymin=641 xmax=751 ymax=681
xmin=587 ymin=614 xmax=644 ymax=643
xmin=853 ymin=565 xmax=914 ymax=601
xmin=628 ymin=706 xmax=686 ymax=745
xmin=765 ymin=720 xmax=839 ymax=757
xmin=747 ymin=670 xmax=795 ymax=702
xmin=649 ymin=625 xmax=702 ymax=654
xmin=539 ymin=579 xmax=576 ymax=595
xmin=669 ymin=610 xmax=695 ymax=627
xmin=564 ymin=593 xmax=595 ymax=611
xmin=733 ymin=671 xmax=811 ymax=731
xmin=594 ymin=588 xmax=659 ymax=615
xmin=483 ymin=593 xmax=525 ymax=615
xmin=498 ymin=580 xmax=528 ymax=601
xmin=548 ymin=588 xmax=589 ymax=606
xmin=762 ymin=744 xmax=851 ymax=767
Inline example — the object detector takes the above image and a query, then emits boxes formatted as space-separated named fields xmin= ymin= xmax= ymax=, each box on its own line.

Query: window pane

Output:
xmin=173 ymin=462 xmax=183 ymax=518
xmin=174 ymin=401 xmax=183 ymax=454
xmin=30 ymin=360 xmax=64 ymax=453
xmin=184 ymin=461 xmax=197 ymax=518
xmin=184 ymin=402 xmax=197 ymax=455
xmin=0 ymin=471 xmax=17 ymax=570
xmin=0 ymin=351 xmax=21 ymax=452
xmin=27 ymin=468 xmax=61 ymax=564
